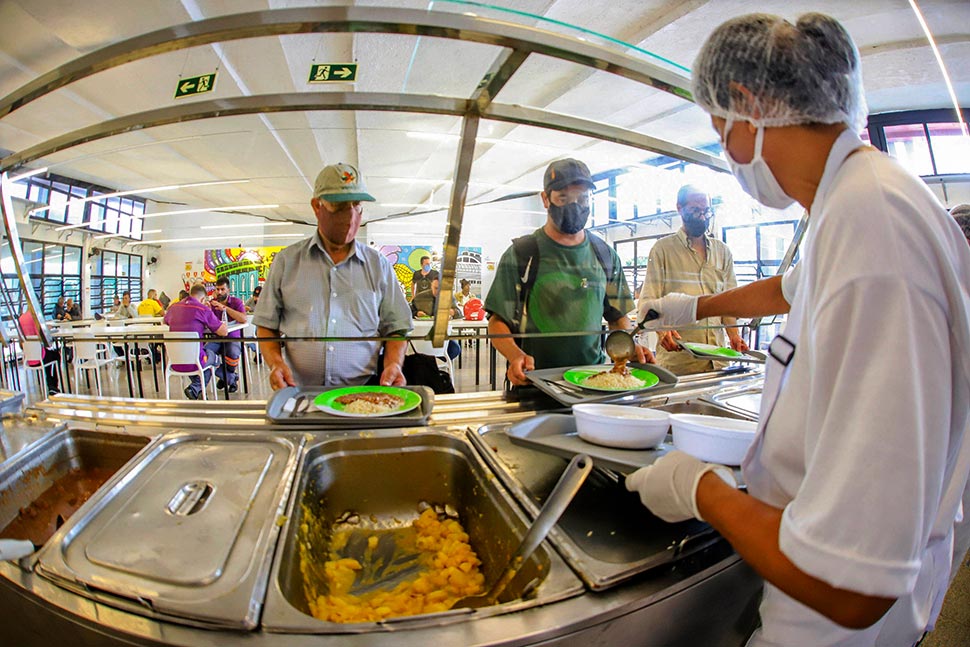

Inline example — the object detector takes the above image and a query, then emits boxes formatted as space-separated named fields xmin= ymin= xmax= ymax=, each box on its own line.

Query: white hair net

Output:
xmin=692 ymin=13 xmax=868 ymax=133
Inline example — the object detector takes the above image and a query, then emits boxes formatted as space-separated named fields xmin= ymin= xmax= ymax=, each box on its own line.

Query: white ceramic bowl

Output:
xmin=669 ymin=413 xmax=757 ymax=465
xmin=572 ymin=404 xmax=670 ymax=449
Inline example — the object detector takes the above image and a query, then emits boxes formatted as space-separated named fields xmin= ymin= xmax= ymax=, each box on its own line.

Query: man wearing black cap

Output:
xmin=485 ymin=158 xmax=652 ymax=387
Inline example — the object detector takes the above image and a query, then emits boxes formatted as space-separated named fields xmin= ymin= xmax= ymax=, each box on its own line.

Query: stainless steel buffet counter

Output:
xmin=0 ymin=368 xmax=765 ymax=647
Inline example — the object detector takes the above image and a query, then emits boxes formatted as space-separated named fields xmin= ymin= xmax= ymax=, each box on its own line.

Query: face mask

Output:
xmin=422 ymin=264 xmax=431 ymax=272
xmin=683 ymin=215 xmax=709 ymax=237
xmin=722 ymin=119 xmax=795 ymax=210
xmin=548 ymin=202 xmax=589 ymax=235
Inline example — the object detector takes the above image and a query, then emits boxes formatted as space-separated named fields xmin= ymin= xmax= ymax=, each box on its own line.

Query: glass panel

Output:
xmin=116 ymin=213 xmax=132 ymax=238
xmin=22 ymin=241 xmax=44 ymax=274
xmin=63 ymin=245 xmax=82 ymax=275
xmin=48 ymin=186 xmax=68 ymax=222
xmin=67 ymin=186 xmax=87 ymax=225
xmin=27 ymin=182 xmax=49 ymax=204
xmin=89 ymin=249 xmax=102 ymax=274
xmin=130 ymin=255 xmax=142 ymax=277
xmin=927 ymin=123 xmax=970 ymax=175
xmin=130 ymin=213 xmax=143 ymax=239
xmin=88 ymin=201 xmax=106 ymax=231
xmin=8 ymin=181 xmax=28 ymax=200
xmin=884 ymin=124 xmax=934 ymax=176
xmin=43 ymin=245 xmax=63 ymax=274
xmin=102 ymin=251 xmax=117 ymax=276
xmin=103 ymin=206 xmax=119 ymax=235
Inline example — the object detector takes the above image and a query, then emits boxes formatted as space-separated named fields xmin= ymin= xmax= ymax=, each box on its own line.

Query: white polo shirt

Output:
xmin=743 ymin=130 xmax=970 ymax=646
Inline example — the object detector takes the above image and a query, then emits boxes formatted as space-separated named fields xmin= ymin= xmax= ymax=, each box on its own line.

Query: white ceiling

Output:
xmin=0 ymin=0 xmax=968 ymax=246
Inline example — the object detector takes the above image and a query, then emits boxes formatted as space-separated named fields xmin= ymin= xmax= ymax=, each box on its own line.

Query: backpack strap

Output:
xmin=588 ymin=233 xmax=624 ymax=323
xmin=511 ymin=234 xmax=540 ymax=334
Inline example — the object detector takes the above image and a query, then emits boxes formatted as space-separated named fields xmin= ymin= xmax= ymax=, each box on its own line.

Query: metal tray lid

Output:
xmin=35 ymin=431 xmax=302 ymax=630
xmin=0 ymin=389 xmax=25 ymax=415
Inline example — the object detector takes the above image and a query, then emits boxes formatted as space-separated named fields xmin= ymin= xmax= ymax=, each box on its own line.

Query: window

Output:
xmin=0 ymin=240 xmax=83 ymax=319
xmin=866 ymin=109 xmax=970 ymax=177
xmin=10 ymin=172 xmax=146 ymax=240
xmin=89 ymin=250 xmax=143 ymax=314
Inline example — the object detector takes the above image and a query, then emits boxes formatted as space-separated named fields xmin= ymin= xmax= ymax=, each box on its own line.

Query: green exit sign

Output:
xmin=308 ymin=63 xmax=357 ymax=83
xmin=174 ymin=73 xmax=217 ymax=99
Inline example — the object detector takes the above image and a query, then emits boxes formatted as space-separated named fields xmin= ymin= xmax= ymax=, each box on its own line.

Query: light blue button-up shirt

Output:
xmin=253 ymin=233 xmax=412 ymax=386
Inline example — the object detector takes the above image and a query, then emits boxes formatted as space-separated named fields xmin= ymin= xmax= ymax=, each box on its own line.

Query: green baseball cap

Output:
xmin=313 ymin=162 xmax=376 ymax=202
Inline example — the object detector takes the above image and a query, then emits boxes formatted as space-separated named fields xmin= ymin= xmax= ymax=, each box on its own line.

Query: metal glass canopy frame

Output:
xmin=0 ymin=6 xmax=730 ymax=349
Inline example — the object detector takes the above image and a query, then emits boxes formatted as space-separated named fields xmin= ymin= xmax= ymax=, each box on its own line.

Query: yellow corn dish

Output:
xmin=305 ymin=508 xmax=485 ymax=622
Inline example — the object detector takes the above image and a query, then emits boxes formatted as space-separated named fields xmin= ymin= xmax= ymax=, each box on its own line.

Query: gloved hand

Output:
xmin=637 ymin=293 xmax=699 ymax=331
xmin=625 ymin=451 xmax=736 ymax=522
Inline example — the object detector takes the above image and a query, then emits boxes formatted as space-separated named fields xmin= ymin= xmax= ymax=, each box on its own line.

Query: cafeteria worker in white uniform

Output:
xmin=627 ymin=13 xmax=970 ymax=647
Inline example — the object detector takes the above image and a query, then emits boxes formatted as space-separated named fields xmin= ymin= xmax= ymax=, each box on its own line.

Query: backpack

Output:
xmin=462 ymin=298 xmax=485 ymax=321
xmin=511 ymin=232 xmax=622 ymax=333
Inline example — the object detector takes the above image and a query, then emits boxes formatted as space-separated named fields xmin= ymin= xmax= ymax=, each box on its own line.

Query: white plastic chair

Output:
xmin=23 ymin=339 xmax=58 ymax=396
xmin=163 ymin=331 xmax=217 ymax=400
xmin=72 ymin=333 xmax=116 ymax=396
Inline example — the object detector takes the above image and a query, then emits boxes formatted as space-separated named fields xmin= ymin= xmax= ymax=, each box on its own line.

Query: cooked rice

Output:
xmin=343 ymin=399 xmax=397 ymax=414
xmin=584 ymin=371 xmax=646 ymax=390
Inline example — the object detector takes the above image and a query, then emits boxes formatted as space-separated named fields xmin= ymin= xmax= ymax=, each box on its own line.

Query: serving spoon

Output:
xmin=604 ymin=308 xmax=660 ymax=365
xmin=452 ymin=453 xmax=592 ymax=609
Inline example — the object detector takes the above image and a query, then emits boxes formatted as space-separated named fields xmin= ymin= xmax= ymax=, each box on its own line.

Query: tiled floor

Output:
xmin=7 ymin=344 xmax=970 ymax=646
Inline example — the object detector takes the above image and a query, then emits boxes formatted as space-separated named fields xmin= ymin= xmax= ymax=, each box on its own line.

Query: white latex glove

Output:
xmin=625 ymin=450 xmax=736 ymax=522
xmin=637 ymin=293 xmax=699 ymax=331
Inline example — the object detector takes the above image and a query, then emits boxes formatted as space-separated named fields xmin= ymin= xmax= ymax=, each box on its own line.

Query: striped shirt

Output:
xmin=252 ymin=233 xmax=412 ymax=386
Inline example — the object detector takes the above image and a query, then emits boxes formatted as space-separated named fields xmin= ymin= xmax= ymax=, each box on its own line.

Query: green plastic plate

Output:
xmin=313 ymin=386 xmax=422 ymax=418
xmin=562 ymin=366 xmax=661 ymax=392
xmin=680 ymin=342 xmax=743 ymax=358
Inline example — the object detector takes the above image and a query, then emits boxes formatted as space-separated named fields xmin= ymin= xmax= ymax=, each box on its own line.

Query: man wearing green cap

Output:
xmin=254 ymin=162 xmax=412 ymax=389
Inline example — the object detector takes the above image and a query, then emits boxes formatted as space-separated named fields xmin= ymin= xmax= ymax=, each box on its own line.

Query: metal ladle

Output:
xmin=604 ymin=308 xmax=659 ymax=364
xmin=452 ymin=453 xmax=592 ymax=610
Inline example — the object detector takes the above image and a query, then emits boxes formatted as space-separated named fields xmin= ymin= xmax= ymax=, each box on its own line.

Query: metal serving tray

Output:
xmin=266 ymin=385 xmax=434 ymax=426
xmin=35 ymin=430 xmax=302 ymax=630
xmin=468 ymin=424 xmax=720 ymax=591
xmin=525 ymin=362 xmax=678 ymax=406
xmin=262 ymin=429 xmax=583 ymax=633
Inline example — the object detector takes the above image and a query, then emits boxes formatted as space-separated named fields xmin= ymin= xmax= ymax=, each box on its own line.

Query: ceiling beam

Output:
xmin=0 ymin=92 xmax=726 ymax=176
xmin=0 ymin=6 xmax=693 ymax=120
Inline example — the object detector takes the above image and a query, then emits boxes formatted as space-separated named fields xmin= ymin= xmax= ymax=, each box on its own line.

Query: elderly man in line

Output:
xmin=640 ymin=184 xmax=747 ymax=375
xmin=254 ymin=162 xmax=412 ymax=389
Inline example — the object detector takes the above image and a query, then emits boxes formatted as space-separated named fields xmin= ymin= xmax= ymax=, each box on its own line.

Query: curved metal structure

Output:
xmin=0 ymin=6 xmax=726 ymax=349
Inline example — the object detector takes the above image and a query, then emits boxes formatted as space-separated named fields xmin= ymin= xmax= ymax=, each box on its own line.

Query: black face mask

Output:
xmin=549 ymin=202 xmax=589 ymax=235
xmin=683 ymin=216 xmax=709 ymax=237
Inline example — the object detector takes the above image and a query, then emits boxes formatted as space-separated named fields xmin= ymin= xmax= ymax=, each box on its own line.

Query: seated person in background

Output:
xmin=53 ymin=296 xmax=69 ymax=320
xmin=410 ymin=278 xmax=462 ymax=360
xmin=455 ymin=278 xmax=475 ymax=308
xmin=411 ymin=255 xmax=438 ymax=300
xmin=115 ymin=291 xmax=138 ymax=319
xmin=204 ymin=276 xmax=247 ymax=393
xmin=410 ymin=279 xmax=462 ymax=320
xmin=108 ymin=296 xmax=122 ymax=315
xmin=138 ymin=289 xmax=165 ymax=316
xmin=65 ymin=297 xmax=81 ymax=320
xmin=178 ymin=289 xmax=189 ymax=301
xmin=18 ymin=307 xmax=60 ymax=395
xmin=245 ymin=286 xmax=262 ymax=313
xmin=163 ymin=284 xmax=228 ymax=400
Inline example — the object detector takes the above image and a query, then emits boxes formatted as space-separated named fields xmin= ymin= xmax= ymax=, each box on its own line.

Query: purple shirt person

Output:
xmin=164 ymin=286 xmax=226 ymax=374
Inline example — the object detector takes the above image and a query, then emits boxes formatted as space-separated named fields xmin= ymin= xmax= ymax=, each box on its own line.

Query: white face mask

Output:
xmin=721 ymin=119 xmax=795 ymax=210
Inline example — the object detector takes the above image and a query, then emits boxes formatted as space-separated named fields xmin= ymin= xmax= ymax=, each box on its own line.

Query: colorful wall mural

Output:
xmin=188 ymin=246 xmax=286 ymax=296
xmin=378 ymin=245 xmax=483 ymax=299
xmin=189 ymin=244 xmax=483 ymax=302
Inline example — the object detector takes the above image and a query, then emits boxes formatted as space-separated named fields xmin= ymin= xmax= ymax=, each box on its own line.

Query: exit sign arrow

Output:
xmin=174 ymin=72 xmax=217 ymax=99
xmin=308 ymin=63 xmax=358 ymax=83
